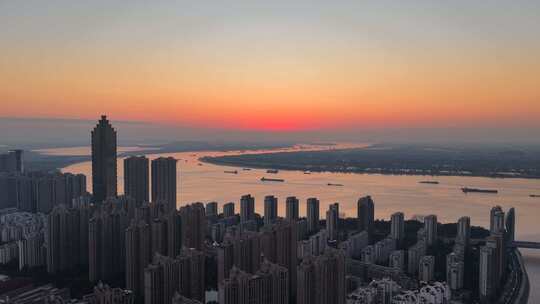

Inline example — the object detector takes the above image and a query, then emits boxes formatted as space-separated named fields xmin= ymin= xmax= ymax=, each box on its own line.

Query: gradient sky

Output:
xmin=1 ymin=1 xmax=539 ymax=132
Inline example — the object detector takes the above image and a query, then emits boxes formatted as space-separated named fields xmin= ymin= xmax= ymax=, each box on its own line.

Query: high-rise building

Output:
xmin=0 ymin=150 xmax=23 ymax=173
xmin=457 ymin=216 xmax=471 ymax=247
xmin=151 ymin=157 xmax=177 ymax=211
xmin=179 ymin=203 xmax=206 ymax=251
xmin=259 ymin=221 xmax=298 ymax=301
xmin=407 ymin=240 xmax=426 ymax=275
xmin=418 ymin=255 xmax=435 ymax=282
xmin=389 ymin=250 xmax=405 ymax=271
xmin=223 ymin=202 xmax=235 ymax=218
xmin=286 ymin=196 xmax=299 ymax=221
xmin=124 ymin=156 xmax=149 ymax=204
xmin=296 ymin=256 xmax=317 ymax=304
xmin=361 ymin=245 xmax=376 ymax=264
xmin=144 ymin=263 xmax=164 ymax=304
xmin=264 ymin=195 xmax=278 ymax=225
xmin=17 ymin=233 xmax=45 ymax=270
xmin=46 ymin=205 xmax=73 ymax=274
xmin=125 ymin=220 xmax=152 ymax=299
xmin=91 ymin=115 xmax=117 ymax=203
xmin=151 ymin=217 xmax=168 ymax=256
xmin=357 ymin=196 xmax=374 ymax=239
xmin=486 ymin=233 xmax=505 ymax=288
xmin=142 ymin=249 xmax=205 ymax=304
xmin=89 ymin=203 xmax=128 ymax=282
xmin=339 ymin=231 xmax=368 ymax=259
xmin=326 ymin=203 xmax=339 ymax=241
xmin=217 ymin=230 xmax=261 ymax=282
xmin=297 ymin=248 xmax=346 ymax=304
xmin=206 ymin=202 xmax=218 ymax=217
xmin=446 ymin=252 xmax=464 ymax=291
xmin=306 ymin=197 xmax=320 ymax=233
xmin=505 ymin=207 xmax=516 ymax=242
xmin=218 ymin=260 xmax=288 ymax=304
xmin=166 ymin=209 xmax=182 ymax=258
xmin=424 ymin=215 xmax=438 ymax=247
xmin=490 ymin=206 xmax=505 ymax=234
xmin=240 ymin=194 xmax=255 ymax=223
xmin=177 ymin=248 xmax=206 ymax=302
xmin=479 ymin=245 xmax=494 ymax=302
xmin=390 ymin=212 xmax=405 ymax=243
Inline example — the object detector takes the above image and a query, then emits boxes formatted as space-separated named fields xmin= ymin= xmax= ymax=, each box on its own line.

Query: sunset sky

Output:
xmin=1 ymin=1 xmax=539 ymax=132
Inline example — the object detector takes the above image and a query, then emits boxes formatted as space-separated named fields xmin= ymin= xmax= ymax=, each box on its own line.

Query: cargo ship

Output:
xmin=261 ymin=177 xmax=285 ymax=182
xmin=419 ymin=181 xmax=439 ymax=185
xmin=224 ymin=170 xmax=238 ymax=174
xmin=266 ymin=169 xmax=279 ymax=174
xmin=461 ymin=187 xmax=498 ymax=194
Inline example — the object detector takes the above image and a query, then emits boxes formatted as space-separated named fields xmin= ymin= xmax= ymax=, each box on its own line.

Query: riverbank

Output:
xmin=200 ymin=144 xmax=540 ymax=179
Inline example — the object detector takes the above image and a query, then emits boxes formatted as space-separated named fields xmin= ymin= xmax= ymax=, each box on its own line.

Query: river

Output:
xmin=45 ymin=144 xmax=540 ymax=302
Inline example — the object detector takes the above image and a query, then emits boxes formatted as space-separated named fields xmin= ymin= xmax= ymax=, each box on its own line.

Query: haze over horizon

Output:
xmin=1 ymin=1 xmax=539 ymax=144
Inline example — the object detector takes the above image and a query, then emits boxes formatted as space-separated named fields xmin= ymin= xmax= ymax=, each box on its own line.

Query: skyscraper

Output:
xmin=446 ymin=252 xmax=464 ymax=291
xmin=418 ymin=255 xmax=435 ymax=282
xmin=259 ymin=220 xmax=298 ymax=301
xmin=46 ymin=205 xmax=77 ymax=274
xmin=177 ymin=248 xmax=206 ymax=302
xmin=151 ymin=157 xmax=177 ymax=211
xmin=206 ymin=201 xmax=218 ymax=217
xmin=91 ymin=115 xmax=117 ymax=203
xmin=357 ymin=196 xmax=374 ymax=239
xmin=240 ymin=194 xmax=255 ymax=223
xmin=285 ymin=196 xmax=299 ymax=221
xmin=124 ymin=156 xmax=149 ymax=204
xmin=505 ymin=207 xmax=515 ymax=242
xmin=424 ymin=214 xmax=438 ymax=247
xmin=490 ymin=206 xmax=505 ymax=234
xmin=125 ymin=220 xmax=152 ymax=299
xmin=264 ymin=195 xmax=278 ymax=225
xmin=218 ymin=260 xmax=288 ymax=304
xmin=326 ymin=203 xmax=339 ymax=241
xmin=457 ymin=216 xmax=471 ymax=247
xmin=89 ymin=203 xmax=129 ymax=283
xmin=479 ymin=245 xmax=494 ymax=302
xmin=167 ymin=209 xmax=182 ymax=258
xmin=0 ymin=150 xmax=23 ymax=173
xmin=223 ymin=202 xmax=235 ymax=218
xmin=179 ymin=203 xmax=206 ymax=251
xmin=390 ymin=212 xmax=405 ymax=243
xmin=217 ymin=230 xmax=261 ymax=282
xmin=306 ymin=197 xmax=320 ymax=233
xmin=297 ymin=248 xmax=346 ymax=304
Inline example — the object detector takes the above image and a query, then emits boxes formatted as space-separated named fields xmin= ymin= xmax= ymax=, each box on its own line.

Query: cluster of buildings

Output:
xmin=0 ymin=116 xmax=523 ymax=304
xmin=0 ymin=150 xmax=23 ymax=174
xmin=0 ymin=209 xmax=46 ymax=269
xmin=0 ymin=171 xmax=87 ymax=213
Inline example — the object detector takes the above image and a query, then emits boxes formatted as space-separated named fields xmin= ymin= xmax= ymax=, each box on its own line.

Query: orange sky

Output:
xmin=1 ymin=2 xmax=539 ymax=131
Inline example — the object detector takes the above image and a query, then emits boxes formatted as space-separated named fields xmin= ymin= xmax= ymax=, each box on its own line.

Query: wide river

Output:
xmin=46 ymin=144 xmax=540 ymax=302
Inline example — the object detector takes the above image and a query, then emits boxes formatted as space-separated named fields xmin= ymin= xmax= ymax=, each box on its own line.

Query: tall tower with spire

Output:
xmin=91 ymin=115 xmax=117 ymax=203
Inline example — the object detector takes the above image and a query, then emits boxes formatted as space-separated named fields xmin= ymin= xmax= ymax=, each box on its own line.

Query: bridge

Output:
xmin=511 ymin=241 xmax=540 ymax=249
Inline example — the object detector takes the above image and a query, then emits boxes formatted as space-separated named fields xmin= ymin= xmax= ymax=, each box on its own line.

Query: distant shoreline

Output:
xmin=200 ymin=155 xmax=540 ymax=180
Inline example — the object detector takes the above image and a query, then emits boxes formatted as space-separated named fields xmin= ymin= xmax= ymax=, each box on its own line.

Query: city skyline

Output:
xmin=1 ymin=114 xmax=537 ymax=304
xmin=1 ymin=1 xmax=540 ymax=303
